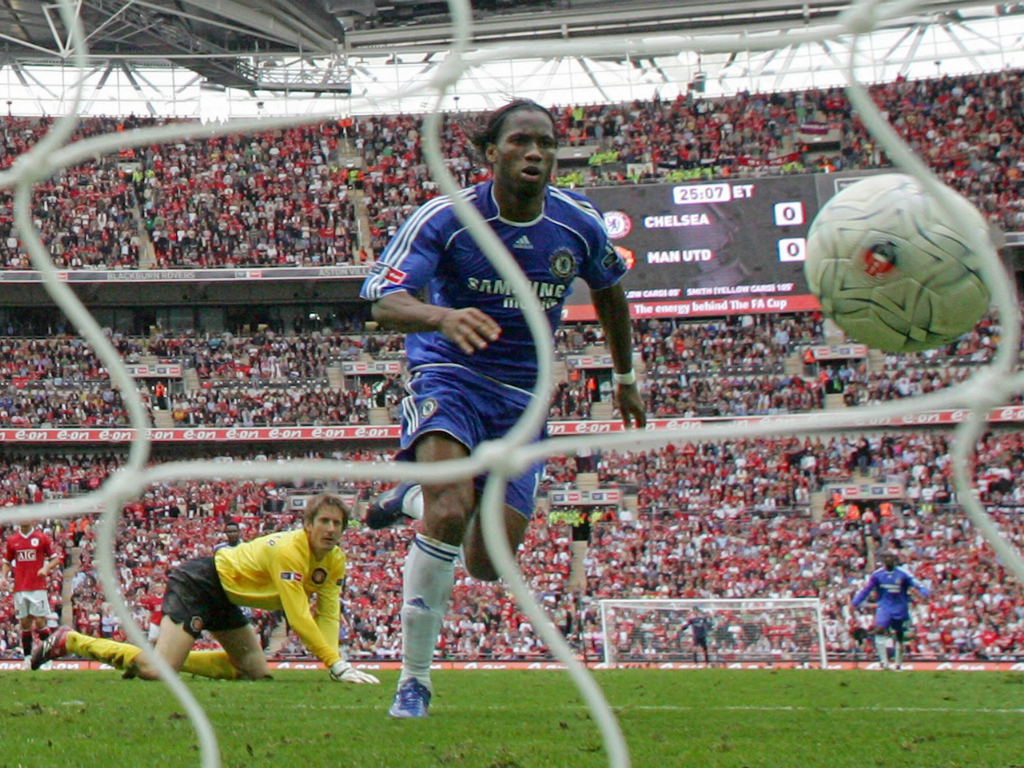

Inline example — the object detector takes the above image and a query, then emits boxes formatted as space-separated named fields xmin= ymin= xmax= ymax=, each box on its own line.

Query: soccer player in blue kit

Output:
xmin=360 ymin=99 xmax=646 ymax=717
xmin=682 ymin=608 xmax=713 ymax=665
xmin=852 ymin=550 xmax=930 ymax=669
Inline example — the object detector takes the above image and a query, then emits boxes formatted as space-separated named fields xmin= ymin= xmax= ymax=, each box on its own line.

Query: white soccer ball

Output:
xmin=805 ymin=173 xmax=991 ymax=352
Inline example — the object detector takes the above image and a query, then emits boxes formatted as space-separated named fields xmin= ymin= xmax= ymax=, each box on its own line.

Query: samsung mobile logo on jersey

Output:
xmin=603 ymin=211 xmax=633 ymax=239
xmin=467 ymin=277 xmax=567 ymax=310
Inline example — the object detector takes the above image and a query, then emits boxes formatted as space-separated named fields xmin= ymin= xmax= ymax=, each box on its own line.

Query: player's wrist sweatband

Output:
xmin=612 ymin=370 xmax=636 ymax=385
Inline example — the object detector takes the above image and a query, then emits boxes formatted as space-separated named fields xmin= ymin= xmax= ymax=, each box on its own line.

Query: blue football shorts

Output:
xmin=874 ymin=609 xmax=908 ymax=639
xmin=396 ymin=364 xmax=544 ymax=519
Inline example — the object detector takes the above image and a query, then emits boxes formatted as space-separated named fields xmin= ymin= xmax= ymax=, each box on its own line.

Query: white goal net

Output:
xmin=599 ymin=598 xmax=827 ymax=669
xmin=5 ymin=0 xmax=1024 ymax=767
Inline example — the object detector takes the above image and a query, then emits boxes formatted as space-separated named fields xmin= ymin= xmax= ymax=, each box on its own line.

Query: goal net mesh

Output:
xmin=3 ymin=1 xmax=1024 ymax=767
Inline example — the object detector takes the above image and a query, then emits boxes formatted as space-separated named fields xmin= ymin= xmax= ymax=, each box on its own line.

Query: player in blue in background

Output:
xmin=682 ymin=608 xmax=713 ymax=666
xmin=852 ymin=549 xmax=930 ymax=669
xmin=213 ymin=518 xmax=242 ymax=552
xmin=360 ymin=99 xmax=646 ymax=717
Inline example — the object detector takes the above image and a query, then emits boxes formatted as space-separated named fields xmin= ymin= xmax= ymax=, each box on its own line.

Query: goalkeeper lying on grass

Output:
xmin=33 ymin=492 xmax=379 ymax=684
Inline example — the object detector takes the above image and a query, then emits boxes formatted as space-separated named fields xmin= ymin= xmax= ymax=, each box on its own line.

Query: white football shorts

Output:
xmin=14 ymin=589 xmax=49 ymax=619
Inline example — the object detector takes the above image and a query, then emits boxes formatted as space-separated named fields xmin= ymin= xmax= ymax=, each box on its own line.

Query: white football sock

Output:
xmin=402 ymin=485 xmax=424 ymax=520
xmin=399 ymin=533 xmax=458 ymax=690
xmin=875 ymin=634 xmax=888 ymax=666
xmin=894 ymin=640 xmax=904 ymax=668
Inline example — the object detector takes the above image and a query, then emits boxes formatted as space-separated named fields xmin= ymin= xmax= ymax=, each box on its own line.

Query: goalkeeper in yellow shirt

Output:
xmin=32 ymin=492 xmax=379 ymax=684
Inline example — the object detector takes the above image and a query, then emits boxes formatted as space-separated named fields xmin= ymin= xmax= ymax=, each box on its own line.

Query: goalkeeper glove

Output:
xmin=329 ymin=660 xmax=380 ymax=684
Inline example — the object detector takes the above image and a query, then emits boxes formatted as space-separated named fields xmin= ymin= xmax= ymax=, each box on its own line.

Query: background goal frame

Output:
xmin=598 ymin=598 xmax=828 ymax=669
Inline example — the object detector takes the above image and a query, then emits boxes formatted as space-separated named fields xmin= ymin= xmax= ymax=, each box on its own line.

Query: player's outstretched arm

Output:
xmin=911 ymin=576 xmax=931 ymax=599
xmin=851 ymin=574 xmax=877 ymax=607
xmin=591 ymin=284 xmax=645 ymax=429
xmin=309 ymin=580 xmax=378 ymax=683
xmin=372 ymin=290 xmax=501 ymax=355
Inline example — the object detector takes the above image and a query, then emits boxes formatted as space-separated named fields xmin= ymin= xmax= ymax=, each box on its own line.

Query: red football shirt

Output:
xmin=139 ymin=593 xmax=163 ymax=626
xmin=4 ymin=529 xmax=57 ymax=592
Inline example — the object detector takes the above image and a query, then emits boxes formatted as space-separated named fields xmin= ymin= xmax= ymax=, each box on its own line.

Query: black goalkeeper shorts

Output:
xmin=163 ymin=557 xmax=249 ymax=639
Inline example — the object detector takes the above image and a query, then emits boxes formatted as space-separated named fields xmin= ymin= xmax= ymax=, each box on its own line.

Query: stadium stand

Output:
xmin=0 ymin=306 xmax=1018 ymax=430
xmin=0 ymin=69 xmax=1021 ymax=270
xmin=3 ymin=429 xmax=1024 ymax=662
xmin=2 ymin=68 xmax=1024 ymax=665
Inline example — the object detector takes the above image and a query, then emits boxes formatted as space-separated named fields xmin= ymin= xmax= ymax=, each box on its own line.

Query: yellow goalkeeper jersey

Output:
xmin=214 ymin=529 xmax=346 ymax=667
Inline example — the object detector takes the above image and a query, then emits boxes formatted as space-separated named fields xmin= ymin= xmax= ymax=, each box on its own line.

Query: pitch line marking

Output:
xmin=617 ymin=705 xmax=1024 ymax=714
xmin=289 ymin=704 xmax=1024 ymax=714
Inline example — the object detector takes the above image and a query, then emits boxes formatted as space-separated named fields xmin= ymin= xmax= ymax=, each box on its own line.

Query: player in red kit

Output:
xmin=1 ymin=522 xmax=62 ymax=666
xmin=138 ymin=582 xmax=166 ymax=644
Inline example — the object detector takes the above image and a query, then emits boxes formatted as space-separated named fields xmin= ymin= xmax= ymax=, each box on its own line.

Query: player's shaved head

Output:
xmin=471 ymin=99 xmax=556 ymax=156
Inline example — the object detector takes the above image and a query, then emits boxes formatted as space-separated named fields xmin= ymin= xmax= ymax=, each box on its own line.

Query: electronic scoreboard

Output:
xmin=564 ymin=172 xmax=879 ymax=320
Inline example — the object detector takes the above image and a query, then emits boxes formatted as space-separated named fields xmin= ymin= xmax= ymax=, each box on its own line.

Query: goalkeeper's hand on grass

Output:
xmin=330 ymin=660 xmax=380 ymax=684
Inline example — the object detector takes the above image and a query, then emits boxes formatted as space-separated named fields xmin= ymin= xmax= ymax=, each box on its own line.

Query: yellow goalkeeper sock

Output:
xmin=67 ymin=633 xmax=239 ymax=679
xmin=181 ymin=650 xmax=239 ymax=680
xmin=66 ymin=631 xmax=142 ymax=671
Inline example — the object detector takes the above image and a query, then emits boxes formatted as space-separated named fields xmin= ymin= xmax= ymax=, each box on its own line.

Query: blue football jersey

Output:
xmin=852 ymin=565 xmax=930 ymax=619
xmin=361 ymin=181 xmax=627 ymax=388
xmin=684 ymin=616 xmax=713 ymax=640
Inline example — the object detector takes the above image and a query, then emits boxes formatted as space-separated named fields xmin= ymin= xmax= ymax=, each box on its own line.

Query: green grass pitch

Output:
xmin=2 ymin=669 xmax=1022 ymax=767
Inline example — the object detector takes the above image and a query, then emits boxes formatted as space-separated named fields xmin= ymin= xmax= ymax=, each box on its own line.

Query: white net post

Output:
xmin=600 ymin=600 xmax=614 ymax=667
xmin=814 ymin=599 xmax=828 ymax=669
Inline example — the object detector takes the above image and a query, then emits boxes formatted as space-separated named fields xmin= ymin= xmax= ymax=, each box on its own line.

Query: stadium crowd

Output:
xmin=355 ymin=69 xmax=1024 ymax=240
xmin=0 ymin=117 xmax=142 ymax=271
xmin=0 ymin=328 xmax=385 ymax=382
xmin=141 ymin=126 xmax=361 ymax=268
xmin=1 ymin=68 xmax=1023 ymax=271
xmin=2 ymin=427 xmax=1024 ymax=662
xmin=2 ymin=67 xmax=1024 ymax=664
xmin=0 ymin=315 xmax=819 ymax=384
xmin=0 ymin=309 xmax=1016 ymax=430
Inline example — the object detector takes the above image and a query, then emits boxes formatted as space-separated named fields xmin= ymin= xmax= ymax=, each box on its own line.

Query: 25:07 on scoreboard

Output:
xmin=671 ymin=182 xmax=753 ymax=204
xmin=563 ymin=174 xmax=857 ymax=320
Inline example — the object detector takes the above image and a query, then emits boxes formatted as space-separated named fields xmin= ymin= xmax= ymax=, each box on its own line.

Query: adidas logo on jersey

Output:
xmin=512 ymin=234 xmax=533 ymax=249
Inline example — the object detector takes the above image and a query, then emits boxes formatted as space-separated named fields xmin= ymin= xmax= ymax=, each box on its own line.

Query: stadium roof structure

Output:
xmin=0 ymin=1 xmax=1022 ymax=116
xmin=0 ymin=0 xmax=350 ymax=92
